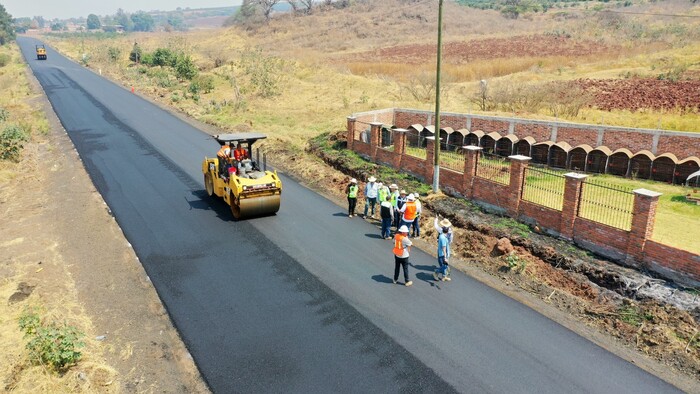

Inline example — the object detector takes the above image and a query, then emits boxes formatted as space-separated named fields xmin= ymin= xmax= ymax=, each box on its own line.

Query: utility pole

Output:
xmin=433 ymin=0 xmax=444 ymax=193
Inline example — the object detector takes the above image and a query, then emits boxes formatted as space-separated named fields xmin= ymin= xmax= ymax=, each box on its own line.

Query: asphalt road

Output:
xmin=18 ymin=37 xmax=681 ymax=393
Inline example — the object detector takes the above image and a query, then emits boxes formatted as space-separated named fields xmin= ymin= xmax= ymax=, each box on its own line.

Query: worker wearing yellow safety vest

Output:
xmin=389 ymin=184 xmax=400 ymax=228
xmin=346 ymin=178 xmax=358 ymax=217
xmin=392 ymin=225 xmax=413 ymax=286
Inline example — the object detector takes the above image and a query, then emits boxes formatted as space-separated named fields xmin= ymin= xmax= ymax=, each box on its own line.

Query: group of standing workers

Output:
xmin=346 ymin=176 xmax=454 ymax=287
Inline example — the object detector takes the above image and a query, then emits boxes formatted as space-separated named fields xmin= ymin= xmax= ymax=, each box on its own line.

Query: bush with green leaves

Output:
xmin=175 ymin=54 xmax=198 ymax=80
xmin=0 ymin=107 xmax=8 ymax=122
xmin=18 ymin=307 xmax=85 ymax=371
xmin=151 ymin=47 xmax=176 ymax=67
xmin=189 ymin=75 xmax=215 ymax=95
xmin=0 ymin=124 xmax=29 ymax=161
xmin=129 ymin=43 xmax=143 ymax=63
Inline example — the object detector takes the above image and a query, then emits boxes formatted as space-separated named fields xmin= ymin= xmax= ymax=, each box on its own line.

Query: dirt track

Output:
xmin=575 ymin=78 xmax=700 ymax=111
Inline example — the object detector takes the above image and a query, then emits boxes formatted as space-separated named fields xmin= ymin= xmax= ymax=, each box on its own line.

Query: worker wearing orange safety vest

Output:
xmin=399 ymin=193 xmax=421 ymax=230
xmin=392 ymin=225 xmax=413 ymax=286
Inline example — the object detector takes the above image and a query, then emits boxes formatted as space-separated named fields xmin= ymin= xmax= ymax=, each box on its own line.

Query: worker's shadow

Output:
xmin=410 ymin=263 xmax=436 ymax=272
xmin=415 ymin=272 xmax=442 ymax=288
xmin=371 ymin=274 xmax=394 ymax=284
xmin=365 ymin=233 xmax=384 ymax=239
xmin=332 ymin=212 xmax=349 ymax=217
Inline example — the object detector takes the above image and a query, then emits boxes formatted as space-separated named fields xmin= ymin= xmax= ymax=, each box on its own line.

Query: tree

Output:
xmin=86 ymin=14 xmax=101 ymax=30
xmin=288 ymin=0 xmax=314 ymax=14
xmin=33 ymin=16 xmax=45 ymax=28
xmin=0 ymin=4 xmax=15 ymax=45
xmin=131 ymin=11 xmax=155 ymax=32
xmin=115 ymin=8 xmax=133 ymax=31
xmin=256 ymin=0 xmax=280 ymax=21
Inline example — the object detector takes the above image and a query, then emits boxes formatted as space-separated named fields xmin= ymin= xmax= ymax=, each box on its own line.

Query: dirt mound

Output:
xmin=575 ymin=78 xmax=700 ymax=112
xmin=349 ymin=35 xmax=617 ymax=64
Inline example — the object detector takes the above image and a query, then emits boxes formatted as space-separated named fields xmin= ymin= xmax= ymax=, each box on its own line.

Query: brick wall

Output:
xmin=354 ymin=141 xmax=371 ymax=157
xmin=472 ymin=177 xmax=510 ymax=208
xmin=657 ymin=135 xmax=700 ymax=159
xmin=472 ymin=118 xmax=510 ymax=135
xmin=573 ymin=218 xmax=630 ymax=259
xmin=519 ymin=201 xmax=561 ymax=233
xmin=440 ymin=168 xmax=464 ymax=197
xmin=602 ymin=130 xmax=654 ymax=152
xmin=375 ymin=148 xmax=395 ymax=167
xmin=514 ymin=122 xmax=552 ymax=142
xmin=557 ymin=127 xmax=599 ymax=147
xmin=644 ymin=241 xmax=700 ymax=286
xmin=395 ymin=111 xmax=429 ymax=128
xmin=399 ymin=154 xmax=427 ymax=181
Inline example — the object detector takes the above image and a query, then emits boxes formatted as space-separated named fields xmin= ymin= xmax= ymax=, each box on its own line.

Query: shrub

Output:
xmin=0 ymin=107 xmax=8 ymax=122
xmin=175 ymin=54 xmax=198 ymax=80
xmin=152 ymin=48 xmax=176 ymax=67
xmin=0 ymin=124 xmax=29 ymax=161
xmin=107 ymin=47 xmax=121 ymax=62
xmin=18 ymin=308 xmax=85 ymax=372
xmin=189 ymin=75 xmax=215 ymax=94
xmin=129 ymin=43 xmax=143 ymax=63
xmin=0 ymin=53 xmax=11 ymax=67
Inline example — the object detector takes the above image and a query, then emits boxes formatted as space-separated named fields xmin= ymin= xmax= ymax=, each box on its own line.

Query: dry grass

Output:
xmin=0 ymin=43 xmax=118 ymax=393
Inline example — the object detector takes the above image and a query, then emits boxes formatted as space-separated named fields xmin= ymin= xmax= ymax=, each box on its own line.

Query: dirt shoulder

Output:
xmin=0 ymin=62 xmax=207 ymax=392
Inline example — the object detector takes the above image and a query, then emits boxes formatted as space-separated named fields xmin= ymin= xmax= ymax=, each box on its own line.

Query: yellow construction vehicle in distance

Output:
xmin=202 ymin=133 xmax=282 ymax=219
xmin=36 ymin=45 xmax=47 ymax=60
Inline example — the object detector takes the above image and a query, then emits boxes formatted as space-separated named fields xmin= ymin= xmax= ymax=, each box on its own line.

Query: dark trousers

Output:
xmin=393 ymin=210 xmax=400 ymax=229
xmin=348 ymin=197 xmax=357 ymax=216
xmin=381 ymin=217 xmax=392 ymax=238
xmin=364 ymin=197 xmax=377 ymax=217
xmin=394 ymin=255 xmax=410 ymax=282
xmin=411 ymin=216 xmax=421 ymax=237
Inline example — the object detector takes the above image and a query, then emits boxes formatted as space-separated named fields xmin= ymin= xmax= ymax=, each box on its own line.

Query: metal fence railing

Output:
xmin=578 ymin=178 xmax=634 ymax=231
xmin=476 ymin=151 xmax=511 ymax=185
xmin=405 ymin=130 xmax=426 ymax=159
xmin=522 ymin=166 xmax=565 ymax=211
xmin=439 ymin=143 xmax=465 ymax=172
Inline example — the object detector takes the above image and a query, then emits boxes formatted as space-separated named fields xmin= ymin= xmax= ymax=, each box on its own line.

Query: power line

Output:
xmin=597 ymin=9 xmax=700 ymax=19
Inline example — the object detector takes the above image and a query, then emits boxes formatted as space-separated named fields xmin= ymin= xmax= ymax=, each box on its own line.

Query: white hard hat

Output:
xmin=398 ymin=225 xmax=409 ymax=233
xmin=350 ymin=178 xmax=357 ymax=183
xmin=407 ymin=194 xmax=415 ymax=201
xmin=389 ymin=184 xmax=398 ymax=189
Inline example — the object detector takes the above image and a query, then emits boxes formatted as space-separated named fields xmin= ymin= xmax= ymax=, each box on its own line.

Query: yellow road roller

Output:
xmin=36 ymin=45 xmax=47 ymax=60
xmin=202 ymin=133 xmax=282 ymax=219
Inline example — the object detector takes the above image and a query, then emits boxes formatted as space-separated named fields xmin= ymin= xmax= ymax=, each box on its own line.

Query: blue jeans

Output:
xmin=381 ymin=217 xmax=392 ymax=238
xmin=364 ymin=197 xmax=377 ymax=217
xmin=436 ymin=255 xmax=449 ymax=276
xmin=411 ymin=216 xmax=420 ymax=237
xmin=400 ymin=219 xmax=413 ymax=231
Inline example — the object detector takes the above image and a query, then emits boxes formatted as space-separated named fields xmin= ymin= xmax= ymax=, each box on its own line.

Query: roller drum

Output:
xmin=233 ymin=194 xmax=281 ymax=219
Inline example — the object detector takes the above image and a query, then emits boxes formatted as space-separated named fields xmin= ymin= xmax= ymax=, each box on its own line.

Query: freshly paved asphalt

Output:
xmin=18 ymin=37 xmax=681 ymax=393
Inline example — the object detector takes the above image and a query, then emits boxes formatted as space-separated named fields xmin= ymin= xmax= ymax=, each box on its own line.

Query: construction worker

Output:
xmin=389 ymin=184 xmax=400 ymax=227
xmin=396 ymin=189 xmax=407 ymax=229
xmin=363 ymin=176 xmax=378 ymax=218
xmin=347 ymin=178 xmax=358 ymax=217
xmin=399 ymin=194 xmax=420 ymax=231
xmin=393 ymin=225 xmax=413 ymax=286
xmin=412 ymin=192 xmax=423 ymax=237
xmin=380 ymin=195 xmax=394 ymax=239
xmin=217 ymin=141 xmax=232 ymax=176
xmin=433 ymin=217 xmax=453 ymax=281
xmin=233 ymin=143 xmax=248 ymax=161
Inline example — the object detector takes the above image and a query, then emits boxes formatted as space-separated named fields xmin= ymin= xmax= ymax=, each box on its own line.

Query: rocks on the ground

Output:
xmin=492 ymin=237 xmax=514 ymax=256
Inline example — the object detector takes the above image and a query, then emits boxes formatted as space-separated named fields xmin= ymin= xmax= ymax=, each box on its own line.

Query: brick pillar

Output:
xmin=463 ymin=146 xmax=482 ymax=198
xmin=626 ymin=189 xmax=662 ymax=264
xmin=347 ymin=116 xmax=356 ymax=150
xmin=507 ymin=155 xmax=531 ymax=216
xmin=369 ymin=122 xmax=382 ymax=160
xmin=393 ymin=128 xmax=407 ymax=169
xmin=561 ymin=173 xmax=587 ymax=239
xmin=425 ymin=136 xmax=436 ymax=182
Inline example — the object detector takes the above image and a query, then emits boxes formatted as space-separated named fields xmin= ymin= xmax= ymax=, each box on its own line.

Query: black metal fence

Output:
xmin=439 ymin=141 xmax=465 ymax=172
xmin=522 ymin=166 xmax=565 ymax=211
xmin=578 ymin=179 xmax=634 ymax=231
xmin=476 ymin=151 xmax=511 ymax=185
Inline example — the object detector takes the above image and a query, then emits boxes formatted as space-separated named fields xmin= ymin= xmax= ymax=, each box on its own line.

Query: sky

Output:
xmin=3 ymin=0 xmax=242 ymax=20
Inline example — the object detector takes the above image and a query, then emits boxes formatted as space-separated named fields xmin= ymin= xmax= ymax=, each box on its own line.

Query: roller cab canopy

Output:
xmin=214 ymin=133 xmax=267 ymax=145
